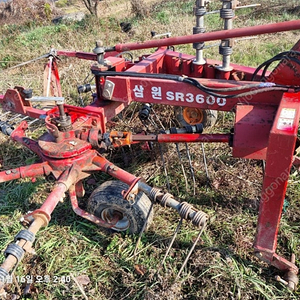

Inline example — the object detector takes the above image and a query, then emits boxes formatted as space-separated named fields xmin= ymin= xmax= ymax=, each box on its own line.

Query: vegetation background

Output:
xmin=0 ymin=0 xmax=300 ymax=299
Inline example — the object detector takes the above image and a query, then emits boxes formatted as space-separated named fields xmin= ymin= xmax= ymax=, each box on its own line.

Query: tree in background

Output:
xmin=82 ymin=0 xmax=102 ymax=16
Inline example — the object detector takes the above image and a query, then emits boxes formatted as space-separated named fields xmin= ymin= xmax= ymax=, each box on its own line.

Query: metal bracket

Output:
xmin=103 ymin=80 xmax=115 ymax=100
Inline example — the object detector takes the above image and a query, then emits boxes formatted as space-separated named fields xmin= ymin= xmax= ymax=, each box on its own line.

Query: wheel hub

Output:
xmin=182 ymin=107 xmax=204 ymax=125
xmin=100 ymin=208 xmax=129 ymax=231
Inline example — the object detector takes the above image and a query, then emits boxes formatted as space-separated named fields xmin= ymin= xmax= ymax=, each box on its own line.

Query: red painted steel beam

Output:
xmin=39 ymin=183 xmax=68 ymax=217
xmin=254 ymin=92 xmax=300 ymax=272
xmin=92 ymin=155 xmax=141 ymax=187
xmin=0 ymin=162 xmax=51 ymax=183
xmin=267 ymin=39 xmax=300 ymax=86
xmin=114 ymin=20 xmax=300 ymax=52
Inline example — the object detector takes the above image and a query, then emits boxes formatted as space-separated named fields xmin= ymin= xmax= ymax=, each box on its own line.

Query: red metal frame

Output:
xmin=0 ymin=19 xmax=300 ymax=289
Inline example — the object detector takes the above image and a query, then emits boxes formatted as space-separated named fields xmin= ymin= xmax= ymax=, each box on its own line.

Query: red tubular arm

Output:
xmin=114 ymin=20 xmax=300 ymax=52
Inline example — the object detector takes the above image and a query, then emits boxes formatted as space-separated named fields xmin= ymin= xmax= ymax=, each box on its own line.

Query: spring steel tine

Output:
xmin=46 ymin=56 xmax=53 ymax=97
xmin=151 ymin=107 xmax=165 ymax=131
xmin=148 ymin=115 xmax=159 ymax=130
xmin=0 ymin=111 xmax=11 ymax=118
xmin=159 ymin=144 xmax=171 ymax=191
xmin=176 ymin=224 xmax=206 ymax=279
xmin=201 ymin=143 xmax=210 ymax=189
xmin=4 ymin=53 xmax=49 ymax=71
xmin=128 ymin=102 xmax=138 ymax=124
xmin=28 ymin=118 xmax=40 ymax=126
xmin=141 ymin=119 xmax=151 ymax=132
xmin=18 ymin=116 xmax=29 ymax=122
xmin=185 ymin=143 xmax=196 ymax=195
xmin=133 ymin=201 xmax=155 ymax=257
xmin=175 ymin=144 xmax=189 ymax=192
xmin=8 ymin=114 xmax=22 ymax=122
xmin=79 ymin=94 xmax=84 ymax=106
xmin=161 ymin=218 xmax=183 ymax=267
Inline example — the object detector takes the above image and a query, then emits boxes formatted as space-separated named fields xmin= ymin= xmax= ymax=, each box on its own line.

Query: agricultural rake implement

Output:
xmin=0 ymin=0 xmax=300 ymax=296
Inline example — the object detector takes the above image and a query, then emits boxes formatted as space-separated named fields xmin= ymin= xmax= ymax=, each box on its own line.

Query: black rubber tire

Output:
xmin=87 ymin=180 xmax=153 ymax=234
xmin=175 ymin=107 xmax=218 ymax=128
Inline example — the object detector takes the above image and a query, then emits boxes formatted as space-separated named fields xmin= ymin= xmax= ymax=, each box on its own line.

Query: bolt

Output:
xmin=128 ymin=193 xmax=136 ymax=203
xmin=96 ymin=40 xmax=103 ymax=48
xmin=275 ymin=275 xmax=288 ymax=286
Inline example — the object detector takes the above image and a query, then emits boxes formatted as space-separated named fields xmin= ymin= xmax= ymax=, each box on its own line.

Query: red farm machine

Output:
xmin=0 ymin=0 xmax=300 ymax=295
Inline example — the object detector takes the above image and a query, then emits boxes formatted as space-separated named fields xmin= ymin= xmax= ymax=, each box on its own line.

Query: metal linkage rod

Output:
xmin=132 ymin=133 xmax=231 ymax=144
xmin=112 ymin=20 xmax=300 ymax=52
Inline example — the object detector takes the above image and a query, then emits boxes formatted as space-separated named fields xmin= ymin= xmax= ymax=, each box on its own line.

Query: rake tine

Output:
xmin=176 ymin=224 xmax=206 ymax=279
xmin=151 ymin=106 xmax=165 ymax=131
xmin=28 ymin=118 xmax=40 ymax=126
xmin=141 ymin=119 xmax=151 ymax=132
xmin=0 ymin=119 xmax=8 ymax=126
xmin=121 ymin=146 xmax=129 ymax=166
xmin=3 ymin=53 xmax=49 ymax=71
xmin=18 ymin=116 xmax=29 ymax=122
xmin=79 ymin=94 xmax=84 ymax=107
xmin=175 ymin=144 xmax=189 ymax=192
xmin=0 ymin=111 xmax=11 ymax=118
xmin=159 ymin=144 xmax=171 ymax=191
xmin=185 ymin=143 xmax=196 ymax=195
xmin=8 ymin=114 xmax=23 ymax=122
xmin=161 ymin=218 xmax=183 ymax=267
xmin=127 ymin=102 xmax=138 ymax=125
xmin=148 ymin=115 xmax=160 ymax=130
xmin=133 ymin=201 xmax=155 ymax=257
xmin=201 ymin=143 xmax=210 ymax=189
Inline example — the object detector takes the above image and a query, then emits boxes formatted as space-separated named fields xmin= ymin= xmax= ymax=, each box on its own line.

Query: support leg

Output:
xmin=254 ymin=94 xmax=300 ymax=289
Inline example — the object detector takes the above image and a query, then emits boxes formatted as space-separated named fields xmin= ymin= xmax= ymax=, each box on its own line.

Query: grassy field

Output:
xmin=0 ymin=0 xmax=300 ymax=299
